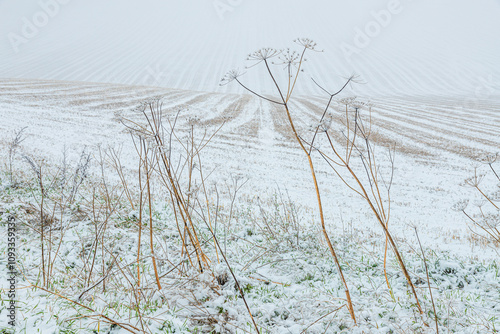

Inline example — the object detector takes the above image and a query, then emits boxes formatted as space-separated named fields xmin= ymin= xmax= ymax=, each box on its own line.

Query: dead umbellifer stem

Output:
xmin=32 ymin=284 xmax=140 ymax=334
xmin=140 ymin=104 xmax=208 ymax=271
xmin=325 ymin=133 xmax=423 ymax=314
xmin=415 ymin=227 xmax=439 ymax=333
xmin=137 ymin=138 xmax=144 ymax=286
xmin=264 ymin=54 xmax=356 ymax=322
xmin=39 ymin=165 xmax=46 ymax=288
xmin=233 ymin=52 xmax=357 ymax=323
xmin=143 ymin=140 xmax=162 ymax=290
xmin=208 ymin=222 xmax=261 ymax=334
xmin=284 ymin=102 xmax=357 ymax=323
xmin=384 ymin=235 xmax=393 ymax=294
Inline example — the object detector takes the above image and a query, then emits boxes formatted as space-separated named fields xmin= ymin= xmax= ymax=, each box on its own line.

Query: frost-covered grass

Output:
xmin=0 ymin=160 xmax=498 ymax=334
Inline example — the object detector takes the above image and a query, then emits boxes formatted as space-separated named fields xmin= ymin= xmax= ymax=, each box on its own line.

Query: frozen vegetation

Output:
xmin=1 ymin=1 xmax=500 ymax=333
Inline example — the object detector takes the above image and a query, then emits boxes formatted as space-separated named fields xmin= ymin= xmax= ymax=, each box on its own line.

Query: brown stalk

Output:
xmin=196 ymin=151 xmax=220 ymax=263
xmin=29 ymin=284 xmax=141 ymax=333
xmin=123 ymin=102 xmax=216 ymax=273
xmin=108 ymin=148 xmax=136 ymax=210
xmin=266 ymin=55 xmax=356 ymax=322
xmin=87 ymin=187 xmax=98 ymax=286
xmin=204 ymin=206 xmax=261 ymax=334
xmin=143 ymin=139 xmax=162 ymax=290
xmin=415 ymin=227 xmax=439 ymax=333
xmin=37 ymin=163 xmax=47 ymax=287
xmin=323 ymin=131 xmax=422 ymax=314
xmin=145 ymin=106 xmax=207 ymax=271
xmin=475 ymin=186 xmax=499 ymax=210
xmin=136 ymin=136 xmax=144 ymax=286
xmin=233 ymin=46 xmax=356 ymax=323
xmin=349 ymin=109 xmax=393 ymax=295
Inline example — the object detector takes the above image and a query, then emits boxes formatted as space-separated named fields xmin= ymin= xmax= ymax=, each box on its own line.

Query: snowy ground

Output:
xmin=0 ymin=78 xmax=499 ymax=258
xmin=0 ymin=78 xmax=499 ymax=333
xmin=1 ymin=1 xmax=499 ymax=332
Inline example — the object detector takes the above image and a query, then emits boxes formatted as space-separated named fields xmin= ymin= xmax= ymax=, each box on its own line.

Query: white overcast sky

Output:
xmin=1 ymin=0 xmax=499 ymax=96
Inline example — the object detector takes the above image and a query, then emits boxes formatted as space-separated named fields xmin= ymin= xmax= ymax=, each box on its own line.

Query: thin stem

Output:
xmin=144 ymin=140 xmax=162 ymax=290
xmin=415 ymin=228 xmax=439 ymax=333
xmin=235 ymin=78 xmax=283 ymax=105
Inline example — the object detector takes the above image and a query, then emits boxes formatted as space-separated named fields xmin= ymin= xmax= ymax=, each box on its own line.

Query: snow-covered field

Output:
xmin=1 ymin=78 xmax=499 ymax=254
xmin=0 ymin=1 xmax=499 ymax=333
xmin=0 ymin=78 xmax=498 ymax=333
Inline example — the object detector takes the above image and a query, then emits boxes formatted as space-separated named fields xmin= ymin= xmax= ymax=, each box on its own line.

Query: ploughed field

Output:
xmin=1 ymin=78 xmax=499 ymax=257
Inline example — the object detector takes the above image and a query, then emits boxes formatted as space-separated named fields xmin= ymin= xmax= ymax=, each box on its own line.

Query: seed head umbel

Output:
xmin=452 ymin=199 xmax=469 ymax=212
xmin=246 ymin=48 xmax=281 ymax=68
xmin=274 ymin=48 xmax=301 ymax=69
xmin=220 ymin=69 xmax=244 ymax=86
xmin=294 ymin=38 xmax=321 ymax=52
xmin=478 ymin=213 xmax=500 ymax=229
xmin=481 ymin=153 xmax=498 ymax=165
xmin=462 ymin=168 xmax=485 ymax=187
xmin=339 ymin=97 xmax=358 ymax=106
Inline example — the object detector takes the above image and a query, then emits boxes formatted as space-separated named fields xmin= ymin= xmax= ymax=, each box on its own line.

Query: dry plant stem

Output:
xmin=46 ymin=197 xmax=55 ymax=286
xmin=158 ymin=238 xmax=214 ymax=280
xmin=383 ymin=235 xmax=391 ymax=293
xmin=78 ymin=256 xmax=117 ymax=301
xmin=475 ymin=186 xmax=499 ymax=210
xmin=300 ymin=305 xmax=344 ymax=334
xmin=143 ymin=139 xmax=162 ymax=290
xmin=87 ymin=188 xmax=99 ymax=286
xmin=85 ymin=182 xmax=121 ymax=288
xmin=488 ymin=163 xmax=500 ymax=181
xmin=208 ymin=224 xmax=261 ymax=334
xmin=196 ymin=150 xmax=220 ymax=263
xmin=108 ymin=148 xmax=135 ymax=210
xmin=163 ymin=157 xmax=206 ymax=270
xmin=262 ymin=57 xmax=356 ymax=323
xmin=37 ymin=164 xmax=47 ymax=287
xmin=383 ymin=147 xmax=395 ymax=295
xmin=137 ymin=138 xmax=144 ymax=286
xmin=414 ymin=228 xmax=439 ymax=333
xmin=361 ymin=128 xmax=392 ymax=294
xmin=31 ymin=284 xmax=141 ymax=333
xmin=313 ymin=78 xmax=394 ymax=294
xmin=48 ymin=201 xmax=70 ymax=279
xmin=46 ymin=155 xmax=77 ymax=278
xmin=463 ymin=210 xmax=500 ymax=244
xmin=308 ymin=76 xmax=354 ymax=153
xmin=129 ymin=108 xmax=204 ymax=271
xmin=144 ymin=107 xmax=208 ymax=271
xmin=225 ymin=177 xmax=248 ymax=252
xmin=324 ymin=132 xmax=422 ymax=314
xmin=185 ymin=125 xmax=196 ymax=211
xmin=168 ymin=190 xmax=195 ymax=268
xmin=234 ymin=52 xmax=356 ymax=322
xmin=105 ymin=247 xmax=147 ymax=333
xmin=8 ymin=126 xmax=27 ymax=184
xmin=165 ymin=176 xmax=202 ymax=270
xmin=333 ymin=103 xmax=398 ymax=292
xmin=128 ymin=102 xmax=228 ymax=273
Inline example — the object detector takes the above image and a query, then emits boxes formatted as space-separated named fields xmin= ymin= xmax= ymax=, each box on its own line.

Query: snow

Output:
xmin=0 ymin=1 xmax=499 ymax=333
xmin=0 ymin=79 xmax=498 ymax=259
xmin=0 ymin=78 xmax=498 ymax=332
